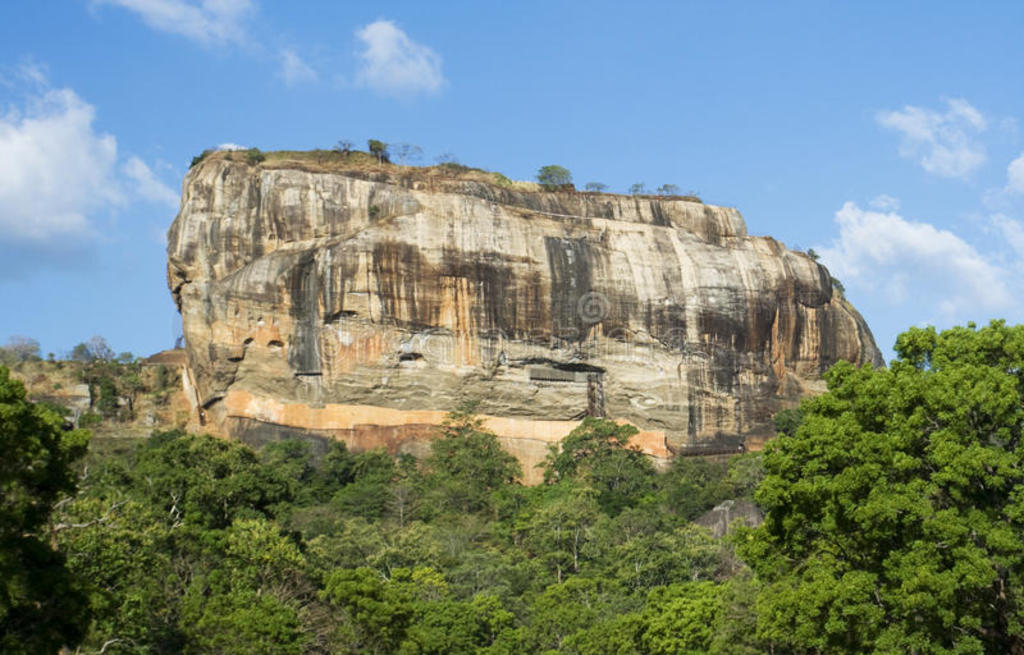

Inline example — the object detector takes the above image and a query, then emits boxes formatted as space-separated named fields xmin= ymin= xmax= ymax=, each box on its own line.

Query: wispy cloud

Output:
xmin=93 ymin=0 xmax=254 ymax=46
xmin=991 ymin=213 xmax=1024 ymax=260
xmin=876 ymin=98 xmax=987 ymax=179
xmin=868 ymin=194 xmax=900 ymax=211
xmin=355 ymin=20 xmax=444 ymax=96
xmin=818 ymin=202 xmax=1010 ymax=318
xmin=279 ymin=48 xmax=317 ymax=85
xmin=1006 ymin=153 xmax=1024 ymax=194
xmin=123 ymin=156 xmax=179 ymax=209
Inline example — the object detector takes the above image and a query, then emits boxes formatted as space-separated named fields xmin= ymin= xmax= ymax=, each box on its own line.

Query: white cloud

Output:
xmin=355 ymin=20 xmax=444 ymax=96
xmin=94 ymin=0 xmax=253 ymax=46
xmin=216 ymin=143 xmax=246 ymax=151
xmin=876 ymin=98 xmax=987 ymax=178
xmin=123 ymin=156 xmax=179 ymax=209
xmin=0 ymin=83 xmax=121 ymax=243
xmin=991 ymin=214 xmax=1024 ymax=259
xmin=818 ymin=202 xmax=1011 ymax=316
xmin=279 ymin=49 xmax=317 ymax=85
xmin=869 ymin=194 xmax=900 ymax=211
xmin=0 ymin=69 xmax=175 ymax=265
xmin=1006 ymin=153 xmax=1024 ymax=194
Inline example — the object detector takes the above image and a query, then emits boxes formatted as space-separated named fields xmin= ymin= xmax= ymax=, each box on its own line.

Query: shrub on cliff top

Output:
xmin=536 ymin=165 xmax=572 ymax=190
xmin=368 ymin=139 xmax=390 ymax=164
xmin=245 ymin=148 xmax=265 ymax=165
xmin=190 ymin=149 xmax=213 ymax=168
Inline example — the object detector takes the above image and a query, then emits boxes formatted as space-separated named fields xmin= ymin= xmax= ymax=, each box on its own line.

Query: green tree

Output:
xmin=658 ymin=457 xmax=731 ymax=522
xmin=0 ymin=366 xmax=91 ymax=654
xmin=331 ymin=449 xmax=396 ymax=520
xmin=245 ymin=147 xmax=265 ymax=165
xmin=772 ymin=406 xmax=804 ymax=437
xmin=190 ymin=148 xmax=213 ymax=168
xmin=421 ymin=403 xmax=521 ymax=515
xmin=58 ymin=497 xmax=184 ymax=653
xmin=181 ymin=519 xmax=309 ymax=654
xmin=321 ymin=566 xmax=451 ymax=654
xmin=95 ymin=374 xmax=120 ymax=418
xmin=544 ymin=417 xmax=656 ymax=515
xmin=259 ymin=438 xmax=317 ymax=506
xmin=520 ymin=576 xmax=607 ymax=652
xmin=708 ymin=571 xmax=767 ymax=655
xmin=309 ymin=440 xmax=357 ymax=502
xmin=584 ymin=182 xmax=607 ymax=192
xmin=118 ymin=368 xmax=145 ymax=420
xmin=560 ymin=612 xmax=642 ymax=655
xmin=368 ymin=139 xmax=390 ymax=164
xmin=609 ymin=525 xmax=721 ymax=591
xmin=741 ymin=320 xmax=1024 ymax=654
xmin=723 ymin=450 xmax=764 ymax=500
xmin=536 ymin=165 xmax=572 ymax=190
xmin=628 ymin=182 xmax=646 ymax=195
xmin=640 ymin=581 xmax=723 ymax=654
xmin=523 ymin=483 xmax=601 ymax=582
xmin=656 ymin=183 xmax=680 ymax=196
xmin=132 ymin=430 xmax=292 ymax=529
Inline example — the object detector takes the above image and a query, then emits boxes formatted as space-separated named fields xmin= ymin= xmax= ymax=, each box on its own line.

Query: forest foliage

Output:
xmin=6 ymin=320 xmax=1024 ymax=653
xmin=6 ymin=398 xmax=761 ymax=654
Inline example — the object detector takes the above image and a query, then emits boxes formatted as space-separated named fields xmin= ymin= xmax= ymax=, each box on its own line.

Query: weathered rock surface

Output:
xmin=695 ymin=499 xmax=764 ymax=538
xmin=167 ymin=154 xmax=882 ymax=481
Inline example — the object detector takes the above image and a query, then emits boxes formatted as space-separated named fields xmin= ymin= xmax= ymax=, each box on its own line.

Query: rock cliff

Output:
xmin=167 ymin=153 xmax=883 ymax=481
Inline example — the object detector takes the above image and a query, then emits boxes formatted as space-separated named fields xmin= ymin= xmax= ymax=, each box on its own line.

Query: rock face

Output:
xmin=695 ymin=499 xmax=764 ymax=539
xmin=167 ymin=155 xmax=882 ymax=481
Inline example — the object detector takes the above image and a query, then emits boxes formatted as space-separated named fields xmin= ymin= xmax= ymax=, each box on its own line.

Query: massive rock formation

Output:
xmin=167 ymin=153 xmax=882 ymax=481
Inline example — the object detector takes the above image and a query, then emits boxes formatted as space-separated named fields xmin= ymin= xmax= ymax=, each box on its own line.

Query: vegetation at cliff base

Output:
xmin=8 ymin=320 xmax=1024 ymax=652
xmin=6 ymin=392 xmax=761 ymax=653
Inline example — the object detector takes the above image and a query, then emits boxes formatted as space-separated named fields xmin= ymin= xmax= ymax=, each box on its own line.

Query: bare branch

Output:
xmin=52 ymin=501 xmax=127 ymax=532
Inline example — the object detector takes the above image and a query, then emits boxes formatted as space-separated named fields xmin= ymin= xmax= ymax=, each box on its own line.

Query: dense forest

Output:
xmin=5 ymin=320 xmax=1024 ymax=654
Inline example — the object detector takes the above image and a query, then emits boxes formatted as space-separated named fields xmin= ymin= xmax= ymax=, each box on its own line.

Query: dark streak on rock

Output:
xmin=288 ymin=251 xmax=321 ymax=374
xmin=544 ymin=237 xmax=593 ymax=342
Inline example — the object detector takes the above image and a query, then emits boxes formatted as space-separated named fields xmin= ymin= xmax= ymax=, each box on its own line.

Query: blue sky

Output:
xmin=2 ymin=1 xmax=1024 ymax=360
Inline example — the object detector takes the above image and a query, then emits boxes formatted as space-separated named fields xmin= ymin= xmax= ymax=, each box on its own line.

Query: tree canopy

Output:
xmin=536 ymin=165 xmax=572 ymax=190
xmin=0 ymin=366 xmax=91 ymax=654
xmin=34 ymin=397 xmax=768 ymax=653
xmin=367 ymin=139 xmax=390 ymax=164
xmin=544 ymin=417 xmax=656 ymax=516
xmin=742 ymin=320 xmax=1024 ymax=654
